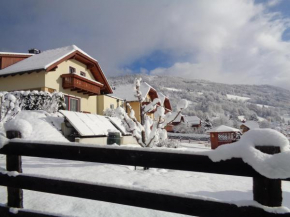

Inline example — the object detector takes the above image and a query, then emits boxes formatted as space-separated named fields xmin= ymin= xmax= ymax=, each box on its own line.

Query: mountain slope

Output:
xmin=108 ymin=75 xmax=290 ymax=125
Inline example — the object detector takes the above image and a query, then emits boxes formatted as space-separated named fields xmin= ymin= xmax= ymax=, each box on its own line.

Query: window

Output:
xmin=69 ymin=66 xmax=76 ymax=74
xmin=80 ymin=71 xmax=86 ymax=77
xmin=64 ymin=95 xmax=80 ymax=111
xmin=110 ymin=104 xmax=114 ymax=109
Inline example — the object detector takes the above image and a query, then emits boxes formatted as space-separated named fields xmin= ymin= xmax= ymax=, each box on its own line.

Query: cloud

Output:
xmin=143 ymin=0 xmax=290 ymax=90
xmin=1 ymin=0 xmax=290 ymax=89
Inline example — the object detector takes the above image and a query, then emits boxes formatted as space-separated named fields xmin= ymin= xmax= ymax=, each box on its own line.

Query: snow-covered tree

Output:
xmin=260 ymin=120 xmax=271 ymax=128
xmin=202 ymin=118 xmax=213 ymax=131
xmin=249 ymin=113 xmax=259 ymax=121
xmin=0 ymin=92 xmax=22 ymax=123
xmin=212 ymin=115 xmax=233 ymax=127
xmin=103 ymin=108 xmax=116 ymax=117
xmin=115 ymin=78 xmax=188 ymax=147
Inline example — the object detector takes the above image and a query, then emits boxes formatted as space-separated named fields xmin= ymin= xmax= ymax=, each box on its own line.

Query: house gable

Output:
xmin=0 ymin=53 xmax=33 ymax=70
xmin=0 ymin=45 xmax=113 ymax=94
xmin=45 ymin=49 xmax=112 ymax=94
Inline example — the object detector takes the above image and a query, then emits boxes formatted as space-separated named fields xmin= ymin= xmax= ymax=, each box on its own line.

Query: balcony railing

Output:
xmin=61 ymin=74 xmax=103 ymax=96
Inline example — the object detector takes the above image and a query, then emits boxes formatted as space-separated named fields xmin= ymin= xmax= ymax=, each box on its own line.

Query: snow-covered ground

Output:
xmin=4 ymin=110 xmax=67 ymax=142
xmin=256 ymin=103 xmax=272 ymax=108
xmin=164 ymin=87 xmax=182 ymax=92
xmin=1 ymin=141 xmax=290 ymax=217
xmin=168 ymin=132 xmax=209 ymax=141
xmin=282 ymin=114 xmax=290 ymax=122
xmin=226 ymin=94 xmax=251 ymax=101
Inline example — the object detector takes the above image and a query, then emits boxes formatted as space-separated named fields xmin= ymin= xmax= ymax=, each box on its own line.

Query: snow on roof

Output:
xmin=171 ymin=112 xmax=184 ymax=123
xmin=109 ymin=82 xmax=156 ymax=101
xmin=158 ymin=92 xmax=166 ymax=104
xmin=241 ymin=121 xmax=259 ymax=129
xmin=107 ymin=117 xmax=131 ymax=136
xmin=60 ymin=110 xmax=120 ymax=137
xmin=226 ymin=94 xmax=251 ymax=101
xmin=0 ymin=52 xmax=33 ymax=56
xmin=184 ymin=116 xmax=201 ymax=125
xmin=238 ymin=115 xmax=246 ymax=121
xmin=207 ymin=125 xmax=241 ymax=133
xmin=4 ymin=110 xmax=68 ymax=142
xmin=0 ymin=45 xmax=96 ymax=76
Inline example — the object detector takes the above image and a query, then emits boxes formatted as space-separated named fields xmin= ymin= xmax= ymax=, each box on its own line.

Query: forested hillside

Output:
xmin=108 ymin=75 xmax=290 ymax=127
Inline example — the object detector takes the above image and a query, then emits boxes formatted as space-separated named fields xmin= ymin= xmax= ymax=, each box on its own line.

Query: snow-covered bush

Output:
xmin=115 ymin=78 xmax=188 ymax=147
xmin=0 ymin=90 xmax=65 ymax=114
xmin=103 ymin=108 xmax=116 ymax=117
xmin=156 ymin=139 xmax=180 ymax=148
xmin=0 ymin=92 xmax=23 ymax=147
xmin=260 ymin=120 xmax=270 ymax=128
xmin=0 ymin=92 xmax=22 ymax=123
xmin=212 ymin=115 xmax=233 ymax=127
xmin=0 ymin=90 xmax=65 ymax=145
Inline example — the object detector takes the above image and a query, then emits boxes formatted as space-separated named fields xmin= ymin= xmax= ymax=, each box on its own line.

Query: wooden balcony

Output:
xmin=61 ymin=74 xmax=103 ymax=96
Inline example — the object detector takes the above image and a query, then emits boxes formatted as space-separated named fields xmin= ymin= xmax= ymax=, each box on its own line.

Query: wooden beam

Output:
xmin=253 ymin=146 xmax=282 ymax=206
xmin=50 ymin=66 xmax=58 ymax=71
xmin=0 ymin=140 xmax=285 ymax=180
xmin=6 ymin=131 xmax=23 ymax=209
xmin=0 ymin=173 xmax=287 ymax=217
xmin=87 ymin=64 xmax=94 ymax=70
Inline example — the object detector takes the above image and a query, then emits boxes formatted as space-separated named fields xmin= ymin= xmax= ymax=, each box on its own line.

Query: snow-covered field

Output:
xmin=226 ymin=94 xmax=251 ymax=101
xmin=168 ymin=132 xmax=209 ymax=141
xmin=1 ymin=142 xmax=290 ymax=217
xmin=164 ymin=87 xmax=182 ymax=92
xmin=256 ymin=103 xmax=272 ymax=108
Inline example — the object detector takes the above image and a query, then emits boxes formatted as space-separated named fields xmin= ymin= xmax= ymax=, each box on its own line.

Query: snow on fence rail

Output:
xmin=0 ymin=138 xmax=290 ymax=217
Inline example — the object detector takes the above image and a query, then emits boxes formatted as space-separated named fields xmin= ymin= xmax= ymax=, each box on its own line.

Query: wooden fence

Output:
xmin=0 ymin=139 xmax=289 ymax=217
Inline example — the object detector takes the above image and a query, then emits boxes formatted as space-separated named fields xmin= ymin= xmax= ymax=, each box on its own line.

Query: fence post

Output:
xmin=6 ymin=130 xmax=23 ymax=208
xmin=253 ymin=146 xmax=282 ymax=207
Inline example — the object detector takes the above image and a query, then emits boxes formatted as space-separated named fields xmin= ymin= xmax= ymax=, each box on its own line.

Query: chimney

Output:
xmin=28 ymin=48 xmax=41 ymax=54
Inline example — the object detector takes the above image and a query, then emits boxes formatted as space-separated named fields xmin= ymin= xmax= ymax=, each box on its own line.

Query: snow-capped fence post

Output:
xmin=253 ymin=146 xmax=282 ymax=207
xmin=6 ymin=130 xmax=23 ymax=208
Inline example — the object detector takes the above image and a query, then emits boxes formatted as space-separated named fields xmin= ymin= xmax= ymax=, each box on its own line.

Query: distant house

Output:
xmin=184 ymin=116 xmax=201 ymax=128
xmin=158 ymin=92 xmax=172 ymax=113
xmin=206 ymin=125 xmax=241 ymax=149
xmin=240 ymin=121 xmax=259 ymax=134
xmin=109 ymin=82 xmax=172 ymax=123
xmin=165 ymin=112 xmax=184 ymax=132
xmin=97 ymin=94 xmax=125 ymax=116
xmin=0 ymin=45 xmax=113 ymax=114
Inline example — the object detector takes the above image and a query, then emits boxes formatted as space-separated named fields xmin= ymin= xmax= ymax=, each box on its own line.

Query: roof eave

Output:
xmin=0 ymin=68 xmax=44 ymax=77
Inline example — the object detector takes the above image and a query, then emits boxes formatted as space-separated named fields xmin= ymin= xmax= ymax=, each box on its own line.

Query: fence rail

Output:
xmin=0 ymin=139 xmax=289 ymax=217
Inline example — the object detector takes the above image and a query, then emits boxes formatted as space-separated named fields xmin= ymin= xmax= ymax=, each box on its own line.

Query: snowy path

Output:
xmin=0 ymin=143 xmax=290 ymax=217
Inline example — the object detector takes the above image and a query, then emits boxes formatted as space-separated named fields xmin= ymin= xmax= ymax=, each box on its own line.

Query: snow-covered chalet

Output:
xmin=109 ymin=82 xmax=172 ymax=122
xmin=0 ymin=45 xmax=116 ymax=114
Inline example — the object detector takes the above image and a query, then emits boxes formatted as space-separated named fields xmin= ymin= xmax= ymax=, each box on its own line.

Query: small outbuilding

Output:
xmin=60 ymin=110 xmax=137 ymax=145
xmin=165 ymin=112 xmax=184 ymax=132
xmin=206 ymin=125 xmax=241 ymax=149
xmin=184 ymin=116 xmax=201 ymax=128
xmin=240 ymin=121 xmax=259 ymax=134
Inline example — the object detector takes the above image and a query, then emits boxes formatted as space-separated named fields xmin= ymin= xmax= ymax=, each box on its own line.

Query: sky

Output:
xmin=1 ymin=0 xmax=290 ymax=90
